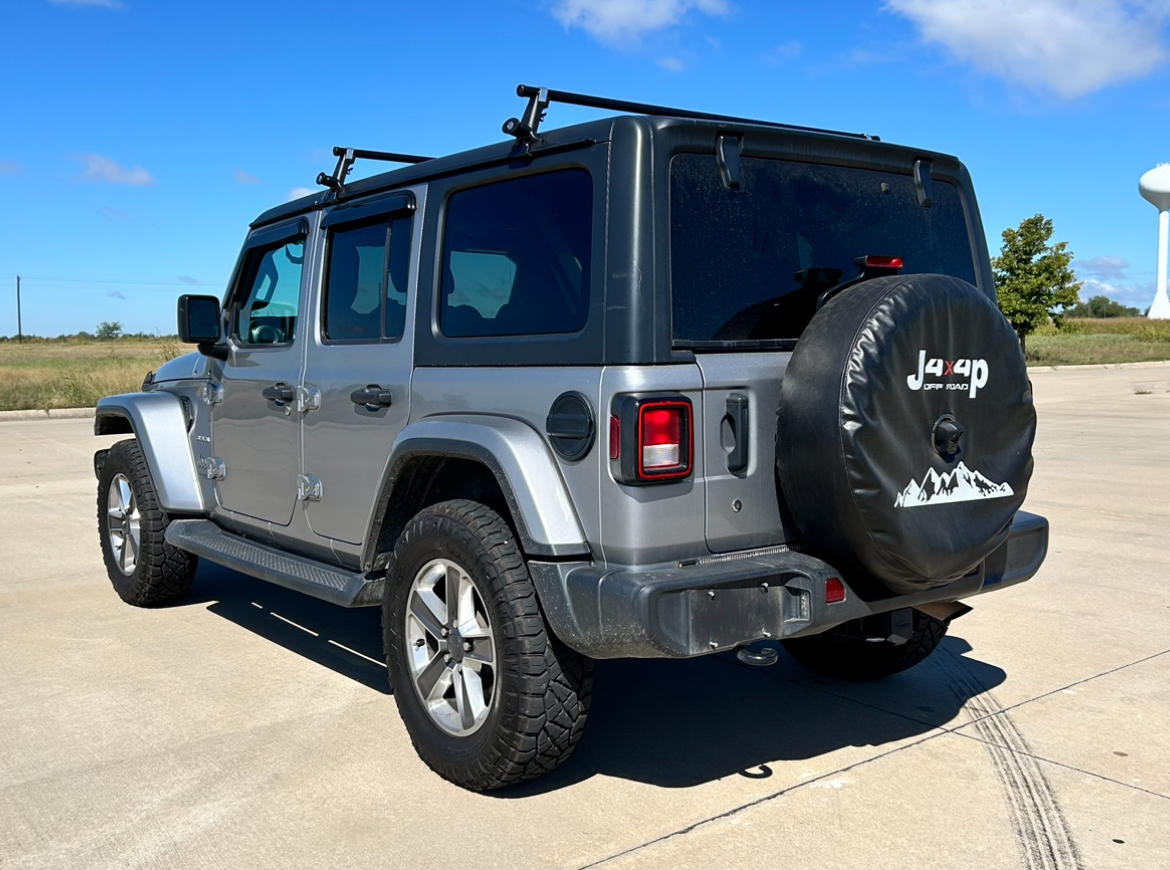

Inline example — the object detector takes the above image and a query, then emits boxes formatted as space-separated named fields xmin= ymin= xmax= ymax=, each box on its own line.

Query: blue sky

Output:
xmin=2 ymin=0 xmax=1169 ymax=336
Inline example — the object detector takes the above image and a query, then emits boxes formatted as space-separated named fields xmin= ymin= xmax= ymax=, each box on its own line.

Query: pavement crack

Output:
xmin=954 ymin=730 xmax=1170 ymax=803
xmin=572 ymin=730 xmax=946 ymax=870
xmin=954 ymin=648 xmax=1170 ymax=732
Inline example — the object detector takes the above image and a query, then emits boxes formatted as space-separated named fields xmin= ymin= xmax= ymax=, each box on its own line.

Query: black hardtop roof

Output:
xmin=251 ymin=100 xmax=959 ymax=230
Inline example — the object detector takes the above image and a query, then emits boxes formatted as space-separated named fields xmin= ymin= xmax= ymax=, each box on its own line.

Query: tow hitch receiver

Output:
xmin=736 ymin=645 xmax=779 ymax=667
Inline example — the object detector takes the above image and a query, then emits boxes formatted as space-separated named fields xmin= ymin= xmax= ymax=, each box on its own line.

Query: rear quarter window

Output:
xmin=440 ymin=169 xmax=593 ymax=338
xmin=670 ymin=154 xmax=977 ymax=345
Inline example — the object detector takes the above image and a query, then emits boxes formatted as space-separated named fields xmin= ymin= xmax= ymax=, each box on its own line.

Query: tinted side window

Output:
xmin=233 ymin=238 xmax=305 ymax=346
xmin=324 ymin=215 xmax=413 ymax=342
xmin=385 ymin=216 xmax=412 ymax=341
xmin=440 ymin=170 xmax=592 ymax=338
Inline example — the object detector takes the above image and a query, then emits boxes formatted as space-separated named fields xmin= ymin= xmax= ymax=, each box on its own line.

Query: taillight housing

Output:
xmin=611 ymin=394 xmax=694 ymax=484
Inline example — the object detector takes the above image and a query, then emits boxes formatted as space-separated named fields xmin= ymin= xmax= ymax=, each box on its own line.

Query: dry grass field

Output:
xmin=0 ymin=319 xmax=1167 ymax=412
xmin=0 ymin=339 xmax=193 ymax=412
xmin=1027 ymin=317 xmax=1170 ymax=366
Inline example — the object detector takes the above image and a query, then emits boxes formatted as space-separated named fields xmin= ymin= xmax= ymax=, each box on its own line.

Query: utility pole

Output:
xmin=15 ymin=275 xmax=21 ymax=342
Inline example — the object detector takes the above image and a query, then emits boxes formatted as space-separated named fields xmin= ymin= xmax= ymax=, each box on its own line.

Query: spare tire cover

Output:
xmin=776 ymin=274 xmax=1035 ymax=594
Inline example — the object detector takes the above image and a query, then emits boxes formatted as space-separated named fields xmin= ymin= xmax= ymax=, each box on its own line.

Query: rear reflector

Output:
xmin=825 ymin=578 xmax=846 ymax=604
xmin=609 ymin=415 xmax=620 ymax=461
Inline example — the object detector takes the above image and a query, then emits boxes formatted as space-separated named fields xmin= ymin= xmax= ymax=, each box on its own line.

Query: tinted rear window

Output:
xmin=670 ymin=154 xmax=977 ymax=344
xmin=440 ymin=169 xmax=592 ymax=338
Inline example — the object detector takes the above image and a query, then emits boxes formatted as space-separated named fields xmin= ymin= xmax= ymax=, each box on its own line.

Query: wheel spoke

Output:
xmin=107 ymin=505 xmax=125 ymax=521
xmin=464 ymin=637 xmax=493 ymax=666
xmin=445 ymin=565 xmax=463 ymax=629
xmin=415 ymin=651 xmax=452 ymax=702
xmin=453 ymin=666 xmax=476 ymax=731
xmin=460 ymin=664 xmax=486 ymax=726
xmin=117 ymin=478 xmax=133 ymax=512
xmin=409 ymin=590 xmax=446 ymax=641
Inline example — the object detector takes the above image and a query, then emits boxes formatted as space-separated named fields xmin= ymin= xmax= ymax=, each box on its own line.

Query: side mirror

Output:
xmin=177 ymin=295 xmax=228 ymax=359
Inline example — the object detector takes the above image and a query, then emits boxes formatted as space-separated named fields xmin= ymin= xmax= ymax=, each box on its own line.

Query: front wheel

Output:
xmin=96 ymin=439 xmax=198 ymax=607
xmin=780 ymin=609 xmax=947 ymax=681
xmin=383 ymin=499 xmax=592 ymax=791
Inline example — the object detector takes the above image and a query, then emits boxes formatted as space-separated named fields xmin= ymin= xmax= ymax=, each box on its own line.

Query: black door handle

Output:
xmin=350 ymin=385 xmax=393 ymax=408
xmin=262 ymin=383 xmax=295 ymax=403
xmin=725 ymin=393 xmax=750 ymax=474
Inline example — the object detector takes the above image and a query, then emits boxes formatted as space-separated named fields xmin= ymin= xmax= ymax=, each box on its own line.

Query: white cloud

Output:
xmin=50 ymin=0 xmax=124 ymax=7
xmin=885 ymin=0 xmax=1170 ymax=98
xmin=761 ymin=40 xmax=802 ymax=65
xmin=1080 ymin=277 xmax=1155 ymax=309
xmin=98 ymin=206 xmax=130 ymax=221
xmin=1075 ymin=255 xmax=1131 ymax=281
xmin=233 ymin=169 xmax=262 ymax=185
xmin=73 ymin=153 xmax=153 ymax=186
xmin=657 ymin=56 xmax=686 ymax=71
xmin=552 ymin=0 xmax=730 ymax=46
xmin=286 ymin=187 xmax=315 ymax=201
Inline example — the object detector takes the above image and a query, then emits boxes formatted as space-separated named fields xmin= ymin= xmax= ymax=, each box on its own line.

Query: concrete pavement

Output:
xmin=1 ymin=364 xmax=1168 ymax=870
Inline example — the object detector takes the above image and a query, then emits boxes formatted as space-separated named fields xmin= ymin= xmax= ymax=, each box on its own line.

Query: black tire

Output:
xmin=780 ymin=610 xmax=947 ymax=681
xmin=383 ymin=499 xmax=593 ymax=791
xmin=97 ymin=438 xmax=198 ymax=607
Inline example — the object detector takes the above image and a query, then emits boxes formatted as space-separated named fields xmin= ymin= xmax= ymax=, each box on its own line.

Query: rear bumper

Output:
xmin=531 ymin=510 xmax=1048 ymax=659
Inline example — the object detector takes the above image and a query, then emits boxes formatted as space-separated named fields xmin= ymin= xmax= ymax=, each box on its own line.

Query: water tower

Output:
xmin=1140 ymin=164 xmax=1170 ymax=319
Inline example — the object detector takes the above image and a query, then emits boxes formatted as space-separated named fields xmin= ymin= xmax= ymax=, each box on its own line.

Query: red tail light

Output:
xmin=825 ymin=578 xmax=846 ymax=604
xmin=863 ymin=255 xmax=904 ymax=270
xmin=611 ymin=395 xmax=694 ymax=484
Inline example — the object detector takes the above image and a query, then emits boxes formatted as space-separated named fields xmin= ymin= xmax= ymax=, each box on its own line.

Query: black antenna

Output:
xmin=316 ymin=147 xmax=433 ymax=195
xmin=503 ymin=84 xmax=874 ymax=144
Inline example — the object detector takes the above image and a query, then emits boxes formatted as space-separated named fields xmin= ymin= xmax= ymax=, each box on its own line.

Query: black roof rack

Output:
xmin=316 ymin=146 xmax=433 ymax=195
xmin=502 ymin=84 xmax=875 ymax=144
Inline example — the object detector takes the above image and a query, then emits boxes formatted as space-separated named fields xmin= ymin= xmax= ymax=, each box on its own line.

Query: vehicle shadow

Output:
xmin=501 ymin=634 xmax=1004 ymax=794
xmin=183 ymin=562 xmax=1006 ymax=791
xmin=184 ymin=561 xmax=390 ymax=694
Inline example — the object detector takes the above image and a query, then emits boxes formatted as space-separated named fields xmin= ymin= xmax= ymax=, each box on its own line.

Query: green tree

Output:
xmin=1063 ymin=295 xmax=1142 ymax=318
xmin=993 ymin=215 xmax=1081 ymax=352
xmin=95 ymin=321 xmax=123 ymax=340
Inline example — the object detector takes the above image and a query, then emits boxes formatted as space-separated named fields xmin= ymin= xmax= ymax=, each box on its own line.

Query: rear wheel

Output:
xmin=383 ymin=499 xmax=592 ymax=791
xmin=781 ymin=610 xmax=947 ymax=681
xmin=96 ymin=438 xmax=198 ymax=607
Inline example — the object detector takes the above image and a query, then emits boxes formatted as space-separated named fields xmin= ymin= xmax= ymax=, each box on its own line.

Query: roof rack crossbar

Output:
xmin=504 ymin=84 xmax=873 ymax=143
xmin=316 ymin=146 xmax=433 ymax=197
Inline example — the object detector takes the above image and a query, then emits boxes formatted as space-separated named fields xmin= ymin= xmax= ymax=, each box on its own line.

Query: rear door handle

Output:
xmin=262 ymin=382 xmax=295 ymax=403
xmin=725 ymin=393 xmax=749 ymax=474
xmin=350 ymin=385 xmax=393 ymax=408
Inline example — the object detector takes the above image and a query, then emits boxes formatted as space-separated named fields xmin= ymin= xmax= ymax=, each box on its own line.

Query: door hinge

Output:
xmin=198 ymin=456 xmax=226 ymax=480
xmin=297 ymin=474 xmax=323 ymax=501
xmin=297 ymin=386 xmax=321 ymax=413
xmin=200 ymin=383 xmax=224 ymax=405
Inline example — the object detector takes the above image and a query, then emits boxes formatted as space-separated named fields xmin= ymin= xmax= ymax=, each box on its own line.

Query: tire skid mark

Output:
xmin=938 ymin=652 xmax=1083 ymax=870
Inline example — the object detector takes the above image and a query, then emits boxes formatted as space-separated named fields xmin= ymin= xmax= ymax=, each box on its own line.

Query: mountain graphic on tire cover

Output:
xmin=894 ymin=462 xmax=1014 ymax=508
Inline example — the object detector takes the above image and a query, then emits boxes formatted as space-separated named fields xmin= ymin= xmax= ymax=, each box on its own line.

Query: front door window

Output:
xmin=234 ymin=239 xmax=305 ymax=346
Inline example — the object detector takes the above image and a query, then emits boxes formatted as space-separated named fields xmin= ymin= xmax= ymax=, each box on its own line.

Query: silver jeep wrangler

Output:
xmin=94 ymin=86 xmax=1047 ymax=791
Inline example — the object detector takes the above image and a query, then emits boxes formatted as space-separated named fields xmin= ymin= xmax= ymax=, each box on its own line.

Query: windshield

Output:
xmin=670 ymin=154 xmax=977 ymax=345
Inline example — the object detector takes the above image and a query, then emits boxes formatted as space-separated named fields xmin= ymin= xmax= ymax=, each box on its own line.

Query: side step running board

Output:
xmin=165 ymin=519 xmax=383 ymax=607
